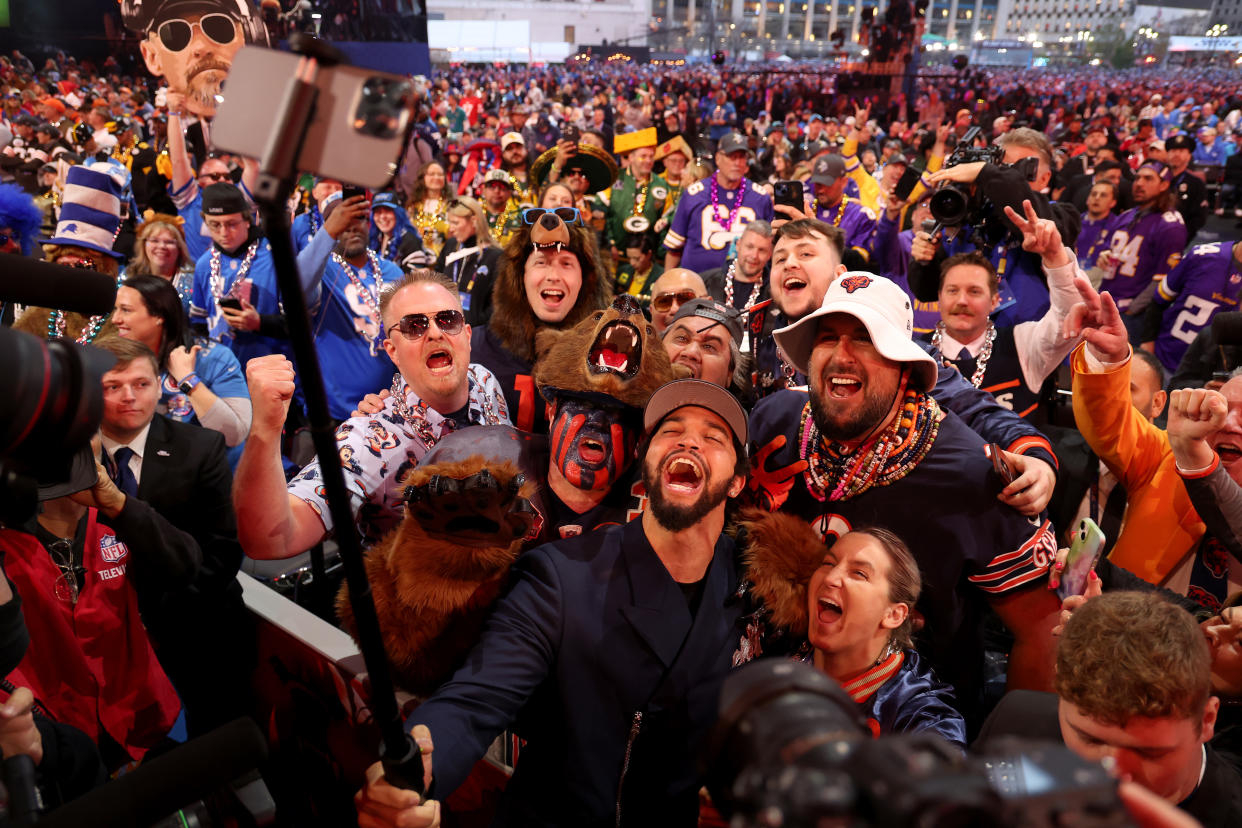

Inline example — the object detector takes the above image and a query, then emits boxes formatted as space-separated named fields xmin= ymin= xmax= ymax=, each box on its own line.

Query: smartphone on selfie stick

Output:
xmin=213 ymin=36 xmax=425 ymax=794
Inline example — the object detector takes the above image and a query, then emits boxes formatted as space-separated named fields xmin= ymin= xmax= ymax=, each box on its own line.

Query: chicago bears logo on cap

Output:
xmin=840 ymin=274 xmax=873 ymax=293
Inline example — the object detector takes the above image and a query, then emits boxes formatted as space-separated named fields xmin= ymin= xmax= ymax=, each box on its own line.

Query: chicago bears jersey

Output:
xmin=1098 ymin=208 xmax=1187 ymax=308
xmin=1155 ymin=241 xmax=1242 ymax=372
xmin=747 ymin=389 xmax=1056 ymax=698
xmin=665 ymin=177 xmax=774 ymax=273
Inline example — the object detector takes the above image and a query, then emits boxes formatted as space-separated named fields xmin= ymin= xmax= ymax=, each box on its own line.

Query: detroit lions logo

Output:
xmin=840 ymin=274 xmax=873 ymax=294
xmin=61 ymin=222 xmax=80 ymax=235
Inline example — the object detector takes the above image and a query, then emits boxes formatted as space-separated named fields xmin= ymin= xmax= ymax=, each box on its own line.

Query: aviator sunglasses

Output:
xmin=650 ymin=289 xmax=698 ymax=313
xmin=392 ymin=309 xmax=465 ymax=340
xmin=153 ymin=14 xmax=239 ymax=52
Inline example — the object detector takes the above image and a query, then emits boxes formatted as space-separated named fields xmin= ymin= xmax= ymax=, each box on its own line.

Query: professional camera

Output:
xmin=927 ymin=126 xmax=1003 ymax=229
xmin=703 ymin=660 xmax=1129 ymax=828
xmin=0 ymin=328 xmax=116 ymax=528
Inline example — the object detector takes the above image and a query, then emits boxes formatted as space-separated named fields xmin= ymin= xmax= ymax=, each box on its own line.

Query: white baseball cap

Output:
xmin=773 ymin=272 xmax=939 ymax=391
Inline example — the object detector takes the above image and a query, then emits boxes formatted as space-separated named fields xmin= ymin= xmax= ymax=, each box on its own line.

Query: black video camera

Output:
xmin=704 ymin=660 xmax=1129 ymax=828
xmin=928 ymin=127 xmax=1003 ymax=228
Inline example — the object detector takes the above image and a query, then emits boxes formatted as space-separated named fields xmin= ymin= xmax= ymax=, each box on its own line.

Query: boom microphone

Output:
xmin=40 ymin=718 xmax=268 ymax=828
xmin=0 ymin=254 xmax=118 ymax=316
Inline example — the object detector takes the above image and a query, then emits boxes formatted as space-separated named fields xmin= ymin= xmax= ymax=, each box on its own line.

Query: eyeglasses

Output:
xmin=392 ymin=309 xmax=465 ymax=340
xmin=651 ymin=289 xmax=699 ymax=313
xmin=153 ymin=13 xmax=239 ymax=52
xmin=205 ymin=217 xmax=248 ymax=232
xmin=522 ymin=206 xmax=580 ymax=225
xmin=47 ymin=539 xmax=80 ymax=605
xmin=199 ymin=171 xmax=233 ymax=183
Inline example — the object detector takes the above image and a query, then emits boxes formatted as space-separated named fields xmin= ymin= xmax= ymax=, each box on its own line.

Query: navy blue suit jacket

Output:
xmin=409 ymin=518 xmax=746 ymax=827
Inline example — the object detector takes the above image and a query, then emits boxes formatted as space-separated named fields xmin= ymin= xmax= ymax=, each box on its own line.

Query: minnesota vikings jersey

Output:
xmin=1098 ymin=208 xmax=1187 ymax=309
xmin=813 ymin=196 xmax=877 ymax=254
xmin=747 ymin=389 xmax=1056 ymax=697
xmin=1154 ymin=242 xmax=1242 ymax=372
xmin=1075 ymin=214 xmax=1120 ymax=270
xmin=665 ymin=177 xmax=774 ymax=273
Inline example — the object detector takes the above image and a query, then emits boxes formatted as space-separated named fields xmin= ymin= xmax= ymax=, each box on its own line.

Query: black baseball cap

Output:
xmin=665 ymin=298 xmax=744 ymax=345
xmin=201 ymin=182 xmax=248 ymax=216
xmin=1166 ymin=134 xmax=1196 ymax=152
xmin=810 ymin=154 xmax=846 ymax=186
xmin=717 ymin=132 xmax=752 ymax=156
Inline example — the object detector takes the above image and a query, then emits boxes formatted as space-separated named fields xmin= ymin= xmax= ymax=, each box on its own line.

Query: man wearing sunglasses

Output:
xmin=234 ymin=270 xmax=510 ymax=561
xmin=647 ymin=268 xmax=709 ymax=336
xmin=125 ymin=0 xmax=267 ymax=119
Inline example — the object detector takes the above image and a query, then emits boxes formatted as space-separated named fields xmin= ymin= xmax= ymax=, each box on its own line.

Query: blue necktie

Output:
xmin=111 ymin=447 xmax=138 ymax=498
xmin=957 ymin=347 xmax=972 ymax=362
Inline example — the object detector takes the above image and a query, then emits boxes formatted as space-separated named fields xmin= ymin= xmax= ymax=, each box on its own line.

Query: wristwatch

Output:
xmin=178 ymin=372 xmax=201 ymax=395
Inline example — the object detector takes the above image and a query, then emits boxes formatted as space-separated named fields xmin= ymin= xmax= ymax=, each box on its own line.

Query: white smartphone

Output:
xmin=211 ymin=46 xmax=414 ymax=190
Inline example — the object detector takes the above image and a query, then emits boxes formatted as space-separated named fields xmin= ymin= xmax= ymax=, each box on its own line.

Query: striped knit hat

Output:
xmin=44 ymin=164 xmax=125 ymax=259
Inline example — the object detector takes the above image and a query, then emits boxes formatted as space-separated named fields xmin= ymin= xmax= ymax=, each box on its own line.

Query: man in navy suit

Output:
xmin=355 ymin=379 xmax=752 ymax=827
xmin=94 ymin=336 xmax=249 ymax=737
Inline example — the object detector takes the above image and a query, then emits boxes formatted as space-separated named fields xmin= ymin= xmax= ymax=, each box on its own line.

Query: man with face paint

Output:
xmin=357 ymin=379 xmax=753 ymax=827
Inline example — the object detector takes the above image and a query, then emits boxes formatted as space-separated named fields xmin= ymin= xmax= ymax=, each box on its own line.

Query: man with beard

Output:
xmin=235 ymin=270 xmax=510 ymax=559
xmin=303 ymin=196 xmax=405 ymax=421
xmin=124 ymin=0 xmax=266 ymax=120
xmin=747 ymin=272 xmax=1063 ymax=714
xmin=356 ymin=378 xmax=751 ymax=827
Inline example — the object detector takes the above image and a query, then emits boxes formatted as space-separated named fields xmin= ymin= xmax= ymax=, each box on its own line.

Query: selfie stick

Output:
xmin=248 ymin=36 xmax=424 ymax=794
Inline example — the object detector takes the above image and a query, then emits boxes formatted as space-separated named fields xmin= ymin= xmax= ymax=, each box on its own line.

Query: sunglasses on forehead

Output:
xmin=651 ymin=289 xmax=698 ymax=313
xmin=522 ymin=206 xmax=580 ymax=225
xmin=392 ymin=309 xmax=465 ymax=340
xmin=152 ymin=13 xmax=239 ymax=52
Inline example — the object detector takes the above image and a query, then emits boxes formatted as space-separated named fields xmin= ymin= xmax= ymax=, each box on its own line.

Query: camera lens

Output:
xmin=353 ymin=77 xmax=412 ymax=140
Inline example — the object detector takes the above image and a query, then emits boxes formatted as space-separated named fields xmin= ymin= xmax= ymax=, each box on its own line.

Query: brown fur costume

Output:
xmin=339 ymin=297 xmax=684 ymax=695
xmin=487 ymin=217 xmax=610 ymax=364
xmin=737 ymin=509 xmax=826 ymax=638
xmin=534 ymin=293 xmax=686 ymax=406
xmin=12 ymin=245 xmax=120 ymax=341
xmin=337 ymin=456 xmax=539 ymax=696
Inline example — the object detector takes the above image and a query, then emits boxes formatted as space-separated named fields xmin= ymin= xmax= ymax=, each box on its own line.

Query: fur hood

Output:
xmin=488 ymin=220 xmax=610 ymax=364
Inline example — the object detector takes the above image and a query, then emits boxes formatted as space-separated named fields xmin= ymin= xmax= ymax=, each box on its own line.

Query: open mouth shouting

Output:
xmin=1215 ymin=440 xmax=1242 ymax=466
xmin=662 ymin=453 xmax=705 ymax=495
xmin=588 ymin=320 xmax=643 ymax=379
xmin=425 ymin=346 xmax=455 ymax=374
xmin=781 ymin=274 xmax=809 ymax=297
xmin=826 ymin=375 xmax=862 ymax=399
xmin=816 ymin=595 xmax=844 ymax=626
xmin=577 ymin=435 xmax=607 ymax=466
xmin=538 ymin=286 xmax=567 ymax=314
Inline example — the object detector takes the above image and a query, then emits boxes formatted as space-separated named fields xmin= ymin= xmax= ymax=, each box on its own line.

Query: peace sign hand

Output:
xmin=1002 ymin=199 xmax=1069 ymax=269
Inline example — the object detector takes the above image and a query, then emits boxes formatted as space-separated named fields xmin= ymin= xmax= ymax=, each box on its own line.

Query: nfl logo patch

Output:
xmin=99 ymin=535 xmax=129 ymax=564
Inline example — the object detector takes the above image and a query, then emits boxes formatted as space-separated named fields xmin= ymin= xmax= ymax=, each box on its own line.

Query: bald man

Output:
xmin=648 ymin=268 xmax=708 ymax=335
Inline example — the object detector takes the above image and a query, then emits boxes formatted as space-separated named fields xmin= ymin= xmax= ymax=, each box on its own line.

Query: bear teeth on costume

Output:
xmin=588 ymin=321 xmax=642 ymax=379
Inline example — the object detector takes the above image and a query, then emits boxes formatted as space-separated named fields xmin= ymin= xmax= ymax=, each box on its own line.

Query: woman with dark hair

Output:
xmin=111 ymin=274 xmax=251 ymax=458
xmin=470 ymin=208 xmax=610 ymax=432
xmin=127 ymin=212 xmax=194 ymax=310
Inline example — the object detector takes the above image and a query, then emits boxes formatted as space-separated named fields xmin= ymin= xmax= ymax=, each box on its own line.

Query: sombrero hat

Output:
xmin=530 ymin=143 xmax=619 ymax=194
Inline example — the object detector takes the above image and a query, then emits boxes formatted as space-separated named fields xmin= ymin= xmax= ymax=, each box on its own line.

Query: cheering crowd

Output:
xmin=3 ymin=5 xmax=1242 ymax=823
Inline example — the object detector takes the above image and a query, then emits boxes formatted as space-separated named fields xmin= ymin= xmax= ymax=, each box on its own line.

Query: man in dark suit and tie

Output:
xmin=355 ymin=379 xmax=752 ymax=827
xmin=94 ymin=337 xmax=250 ymax=737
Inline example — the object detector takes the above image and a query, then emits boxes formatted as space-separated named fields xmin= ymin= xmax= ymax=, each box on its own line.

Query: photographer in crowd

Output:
xmin=907 ymin=127 xmax=1082 ymax=329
